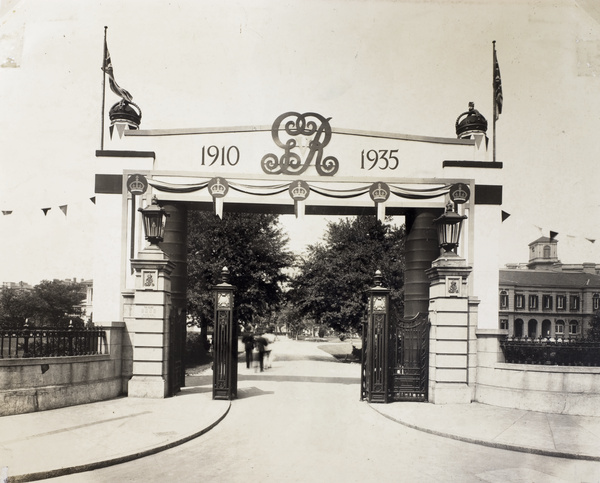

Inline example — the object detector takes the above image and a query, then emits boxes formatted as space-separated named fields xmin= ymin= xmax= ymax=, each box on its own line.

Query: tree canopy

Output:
xmin=288 ymin=216 xmax=405 ymax=334
xmin=186 ymin=211 xmax=294 ymax=336
xmin=0 ymin=280 xmax=86 ymax=328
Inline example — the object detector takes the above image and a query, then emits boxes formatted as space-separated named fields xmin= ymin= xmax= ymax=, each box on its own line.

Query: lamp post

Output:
xmin=432 ymin=202 xmax=467 ymax=256
xmin=138 ymin=196 xmax=169 ymax=247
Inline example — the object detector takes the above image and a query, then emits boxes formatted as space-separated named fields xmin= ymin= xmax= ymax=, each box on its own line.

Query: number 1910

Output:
xmin=360 ymin=149 xmax=399 ymax=170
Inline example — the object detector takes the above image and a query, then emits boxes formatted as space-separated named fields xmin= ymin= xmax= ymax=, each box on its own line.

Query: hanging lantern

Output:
xmin=433 ymin=202 xmax=467 ymax=255
xmin=138 ymin=196 xmax=169 ymax=246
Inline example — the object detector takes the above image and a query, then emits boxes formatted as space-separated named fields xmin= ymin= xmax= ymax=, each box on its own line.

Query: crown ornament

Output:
xmin=288 ymin=180 xmax=310 ymax=201
xmin=369 ymin=182 xmax=390 ymax=203
xmin=449 ymin=183 xmax=471 ymax=205
xmin=208 ymin=177 xmax=229 ymax=198
xmin=126 ymin=173 xmax=148 ymax=195
xmin=129 ymin=176 xmax=145 ymax=194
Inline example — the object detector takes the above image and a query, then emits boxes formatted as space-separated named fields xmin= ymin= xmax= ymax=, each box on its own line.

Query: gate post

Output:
xmin=128 ymin=246 xmax=175 ymax=398
xmin=426 ymin=254 xmax=474 ymax=404
xmin=365 ymin=270 xmax=391 ymax=403
xmin=212 ymin=267 xmax=238 ymax=400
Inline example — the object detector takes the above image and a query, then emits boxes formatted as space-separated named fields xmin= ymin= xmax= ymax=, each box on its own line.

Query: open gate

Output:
xmin=362 ymin=272 xmax=430 ymax=403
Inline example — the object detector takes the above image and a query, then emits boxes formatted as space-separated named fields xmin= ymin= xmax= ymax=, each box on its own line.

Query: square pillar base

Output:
xmin=128 ymin=376 xmax=168 ymax=398
xmin=429 ymin=383 xmax=472 ymax=405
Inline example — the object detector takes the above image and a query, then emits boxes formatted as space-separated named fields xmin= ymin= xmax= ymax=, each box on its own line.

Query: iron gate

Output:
xmin=389 ymin=313 xmax=430 ymax=402
xmin=362 ymin=273 xmax=430 ymax=403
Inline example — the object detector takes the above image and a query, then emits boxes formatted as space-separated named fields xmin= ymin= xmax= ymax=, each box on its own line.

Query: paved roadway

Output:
xmin=46 ymin=338 xmax=600 ymax=482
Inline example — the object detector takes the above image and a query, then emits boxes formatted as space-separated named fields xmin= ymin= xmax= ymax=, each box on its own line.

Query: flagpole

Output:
xmin=100 ymin=26 xmax=108 ymax=151
xmin=492 ymin=40 xmax=496 ymax=162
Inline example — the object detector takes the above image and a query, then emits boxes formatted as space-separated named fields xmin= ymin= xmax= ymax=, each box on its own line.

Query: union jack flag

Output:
xmin=103 ymin=40 xmax=133 ymax=102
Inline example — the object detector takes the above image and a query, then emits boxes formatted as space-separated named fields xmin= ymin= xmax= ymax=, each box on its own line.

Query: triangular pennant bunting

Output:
xmin=501 ymin=211 xmax=510 ymax=222
xmin=42 ymin=208 xmax=51 ymax=216
xmin=59 ymin=205 xmax=68 ymax=216
xmin=2 ymin=210 xmax=12 ymax=216
xmin=90 ymin=197 xmax=96 ymax=204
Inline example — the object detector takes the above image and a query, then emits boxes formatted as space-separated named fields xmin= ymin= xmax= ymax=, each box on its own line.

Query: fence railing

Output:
xmin=0 ymin=325 xmax=108 ymax=359
xmin=500 ymin=337 xmax=600 ymax=367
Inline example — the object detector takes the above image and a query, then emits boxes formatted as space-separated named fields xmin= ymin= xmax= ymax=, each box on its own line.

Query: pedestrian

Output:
xmin=242 ymin=331 xmax=255 ymax=369
xmin=255 ymin=333 xmax=269 ymax=372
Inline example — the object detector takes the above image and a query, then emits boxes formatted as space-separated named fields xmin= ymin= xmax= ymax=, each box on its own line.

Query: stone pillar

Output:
xmin=426 ymin=254 xmax=474 ymax=404
xmin=404 ymin=210 xmax=440 ymax=318
xmin=128 ymin=245 xmax=175 ymax=398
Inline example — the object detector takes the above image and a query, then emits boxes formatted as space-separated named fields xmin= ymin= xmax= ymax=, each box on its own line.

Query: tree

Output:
xmin=186 ymin=211 xmax=294 ymax=342
xmin=289 ymin=216 xmax=405 ymax=334
xmin=0 ymin=286 xmax=32 ymax=328
xmin=587 ymin=310 xmax=600 ymax=341
xmin=0 ymin=280 xmax=85 ymax=328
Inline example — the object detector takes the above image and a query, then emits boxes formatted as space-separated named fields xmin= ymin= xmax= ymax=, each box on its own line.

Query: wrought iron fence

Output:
xmin=501 ymin=337 xmax=600 ymax=367
xmin=0 ymin=325 xmax=108 ymax=359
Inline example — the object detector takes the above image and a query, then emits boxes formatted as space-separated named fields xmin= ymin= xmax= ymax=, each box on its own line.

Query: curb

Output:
xmin=368 ymin=405 xmax=600 ymax=462
xmin=8 ymin=402 xmax=231 ymax=483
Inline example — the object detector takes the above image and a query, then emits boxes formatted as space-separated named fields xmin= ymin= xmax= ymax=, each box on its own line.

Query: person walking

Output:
xmin=255 ymin=333 xmax=269 ymax=372
xmin=242 ymin=332 xmax=255 ymax=369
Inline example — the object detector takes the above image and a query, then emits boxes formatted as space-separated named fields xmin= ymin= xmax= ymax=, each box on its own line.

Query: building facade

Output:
xmin=499 ymin=237 xmax=600 ymax=339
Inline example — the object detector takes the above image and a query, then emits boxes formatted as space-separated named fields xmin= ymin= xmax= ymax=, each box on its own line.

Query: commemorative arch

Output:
xmin=93 ymin=108 xmax=504 ymax=404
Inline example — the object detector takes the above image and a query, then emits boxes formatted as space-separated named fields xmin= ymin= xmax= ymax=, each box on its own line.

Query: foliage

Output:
xmin=185 ymin=331 xmax=212 ymax=366
xmin=0 ymin=280 xmax=85 ymax=329
xmin=587 ymin=310 xmax=600 ymax=341
xmin=288 ymin=216 xmax=405 ymax=334
xmin=186 ymin=211 xmax=294 ymax=342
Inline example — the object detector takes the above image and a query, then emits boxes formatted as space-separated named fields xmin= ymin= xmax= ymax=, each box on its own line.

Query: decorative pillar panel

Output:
xmin=366 ymin=271 xmax=391 ymax=403
xmin=212 ymin=268 xmax=237 ymax=400
xmin=426 ymin=256 xmax=474 ymax=404
xmin=128 ymin=247 xmax=175 ymax=398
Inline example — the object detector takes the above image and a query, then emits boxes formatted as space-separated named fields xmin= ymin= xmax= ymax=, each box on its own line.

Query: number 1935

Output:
xmin=360 ymin=149 xmax=399 ymax=170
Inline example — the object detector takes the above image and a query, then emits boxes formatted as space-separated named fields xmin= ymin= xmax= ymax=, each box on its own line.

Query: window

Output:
xmin=555 ymin=321 xmax=564 ymax=335
xmin=542 ymin=295 xmax=553 ymax=310
xmin=529 ymin=294 xmax=538 ymax=310
xmin=557 ymin=295 xmax=565 ymax=310
xmin=499 ymin=291 xmax=509 ymax=309
xmin=543 ymin=245 xmax=551 ymax=258
xmin=500 ymin=319 xmax=508 ymax=330
xmin=515 ymin=294 xmax=525 ymax=309
xmin=570 ymin=295 xmax=580 ymax=311
xmin=593 ymin=293 xmax=600 ymax=311
xmin=569 ymin=321 xmax=579 ymax=336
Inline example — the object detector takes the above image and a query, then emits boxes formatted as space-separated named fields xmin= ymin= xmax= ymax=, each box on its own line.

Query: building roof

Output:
xmin=528 ymin=236 xmax=556 ymax=246
xmin=499 ymin=269 xmax=600 ymax=290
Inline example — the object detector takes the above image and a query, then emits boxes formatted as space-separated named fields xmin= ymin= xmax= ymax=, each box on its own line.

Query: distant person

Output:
xmin=242 ymin=332 xmax=255 ymax=369
xmin=263 ymin=329 xmax=276 ymax=369
xmin=255 ymin=333 xmax=269 ymax=372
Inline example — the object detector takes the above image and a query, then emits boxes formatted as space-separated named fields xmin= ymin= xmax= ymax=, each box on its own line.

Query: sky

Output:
xmin=1 ymin=0 xmax=600 ymax=284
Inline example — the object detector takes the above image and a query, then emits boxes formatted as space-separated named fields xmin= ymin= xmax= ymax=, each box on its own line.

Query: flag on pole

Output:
xmin=103 ymin=39 xmax=133 ymax=102
xmin=493 ymin=45 xmax=503 ymax=120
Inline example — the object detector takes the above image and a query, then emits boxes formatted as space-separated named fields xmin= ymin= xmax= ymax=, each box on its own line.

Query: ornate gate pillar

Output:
xmin=365 ymin=270 xmax=391 ymax=403
xmin=128 ymin=245 xmax=175 ymax=398
xmin=212 ymin=267 xmax=237 ymax=400
xmin=426 ymin=254 xmax=474 ymax=404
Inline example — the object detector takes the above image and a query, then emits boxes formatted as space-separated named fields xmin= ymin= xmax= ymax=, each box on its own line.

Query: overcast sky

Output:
xmin=1 ymin=0 xmax=600 ymax=284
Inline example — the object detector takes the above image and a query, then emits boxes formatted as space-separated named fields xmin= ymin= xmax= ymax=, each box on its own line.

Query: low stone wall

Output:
xmin=475 ymin=329 xmax=600 ymax=416
xmin=0 ymin=322 xmax=124 ymax=416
